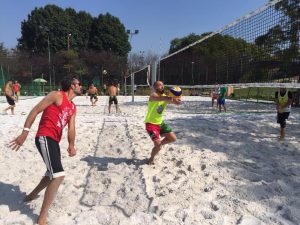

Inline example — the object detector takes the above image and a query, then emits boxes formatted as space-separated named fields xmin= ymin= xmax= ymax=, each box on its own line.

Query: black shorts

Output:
xmin=109 ymin=96 xmax=118 ymax=104
xmin=6 ymin=95 xmax=15 ymax=106
xmin=277 ymin=112 xmax=290 ymax=128
xmin=35 ymin=136 xmax=65 ymax=179
xmin=90 ymin=94 xmax=98 ymax=100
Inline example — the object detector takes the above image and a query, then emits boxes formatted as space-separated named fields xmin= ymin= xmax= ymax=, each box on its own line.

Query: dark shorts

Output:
xmin=90 ymin=94 xmax=98 ymax=100
xmin=217 ymin=98 xmax=225 ymax=105
xmin=6 ymin=95 xmax=15 ymax=106
xmin=277 ymin=112 xmax=290 ymax=128
xmin=35 ymin=136 xmax=65 ymax=180
xmin=109 ymin=96 xmax=118 ymax=104
xmin=146 ymin=122 xmax=172 ymax=141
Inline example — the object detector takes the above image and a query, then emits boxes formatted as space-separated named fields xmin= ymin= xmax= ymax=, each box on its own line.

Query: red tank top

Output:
xmin=36 ymin=91 xmax=76 ymax=142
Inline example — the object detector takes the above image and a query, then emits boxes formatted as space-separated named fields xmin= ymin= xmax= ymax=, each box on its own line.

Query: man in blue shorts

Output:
xmin=217 ymin=85 xmax=227 ymax=112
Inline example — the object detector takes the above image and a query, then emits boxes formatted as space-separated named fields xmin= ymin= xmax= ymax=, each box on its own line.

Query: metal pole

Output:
xmin=158 ymin=61 xmax=161 ymax=80
xmin=226 ymin=59 xmax=229 ymax=83
xmin=1 ymin=65 xmax=5 ymax=85
xmin=215 ymin=63 xmax=217 ymax=82
xmin=31 ymin=65 xmax=33 ymax=94
xmin=131 ymin=73 xmax=134 ymax=102
xmin=126 ymin=29 xmax=139 ymax=102
xmin=150 ymin=63 xmax=157 ymax=85
xmin=206 ymin=67 xmax=208 ymax=84
xmin=124 ymin=76 xmax=127 ymax=95
xmin=191 ymin=61 xmax=194 ymax=85
xmin=130 ymin=57 xmax=134 ymax=102
xmin=53 ymin=66 xmax=55 ymax=89
xmin=67 ymin=34 xmax=71 ymax=51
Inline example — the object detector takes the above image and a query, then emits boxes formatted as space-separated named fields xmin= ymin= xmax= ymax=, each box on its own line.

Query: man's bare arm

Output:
xmin=67 ymin=112 xmax=76 ymax=157
xmin=24 ymin=92 xmax=60 ymax=127
xmin=9 ymin=91 xmax=61 ymax=150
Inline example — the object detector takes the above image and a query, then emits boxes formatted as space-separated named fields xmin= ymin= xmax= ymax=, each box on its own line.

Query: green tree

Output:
xmin=169 ymin=33 xmax=209 ymax=54
xmin=254 ymin=0 xmax=300 ymax=83
xmin=0 ymin=43 xmax=9 ymax=57
xmin=166 ymin=32 xmax=257 ymax=84
xmin=17 ymin=5 xmax=130 ymax=86
xmin=18 ymin=5 xmax=130 ymax=71
xmin=19 ymin=5 xmax=66 ymax=54
xmin=89 ymin=13 xmax=130 ymax=56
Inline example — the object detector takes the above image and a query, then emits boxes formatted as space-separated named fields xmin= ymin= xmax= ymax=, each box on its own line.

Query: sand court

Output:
xmin=0 ymin=96 xmax=300 ymax=225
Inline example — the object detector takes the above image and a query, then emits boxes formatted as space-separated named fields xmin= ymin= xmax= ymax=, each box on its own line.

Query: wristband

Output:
xmin=23 ymin=127 xmax=30 ymax=132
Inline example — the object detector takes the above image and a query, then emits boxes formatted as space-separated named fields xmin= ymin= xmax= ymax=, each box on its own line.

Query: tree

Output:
xmin=0 ymin=43 xmax=9 ymax=57
xmin=19 ymin=5 xmax=67 ymax=54
xmin=169 ymin=33 xmax=211 ymax=54
xmin=16 ymin=5 xmax=131 ymax=86
xmin=165 ymin=32 xmax=256 ymax=84
xmin=18 ymin=5 xmax=131 ymax=56
xmin=254 ymin=0 xmax=300 ymax=83
xmin=89 ymin=13 xmax=130 ymax=56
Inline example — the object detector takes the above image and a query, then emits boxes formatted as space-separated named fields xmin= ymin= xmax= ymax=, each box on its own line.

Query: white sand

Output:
xmin=0 ymin=96 xmax=300 ymax=225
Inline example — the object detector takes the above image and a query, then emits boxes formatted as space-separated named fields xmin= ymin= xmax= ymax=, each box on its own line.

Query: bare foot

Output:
xmin=24 ymin=194 xmax=39 ymax=202
xmin=148 ymin=159 xmax=155 ymax=165
xmin=37 ymin=216 xmax=47 ymax=225
xmin=279 ymin=136 xmax=285 ymax=141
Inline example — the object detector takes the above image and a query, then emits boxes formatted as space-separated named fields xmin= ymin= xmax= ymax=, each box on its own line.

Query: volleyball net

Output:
xmin=125 ymin=65 xmax=151 ymax=95
xmin=158 ymin=0 xmax=299 ymax=88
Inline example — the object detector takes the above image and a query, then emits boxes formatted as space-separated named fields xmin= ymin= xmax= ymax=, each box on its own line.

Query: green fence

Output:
xmin=0 ymin=64 xmax=11 ymax=86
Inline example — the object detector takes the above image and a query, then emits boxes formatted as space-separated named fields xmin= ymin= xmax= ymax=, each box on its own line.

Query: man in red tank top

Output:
xmin=9 ymin=74 xmax=81 ymax=225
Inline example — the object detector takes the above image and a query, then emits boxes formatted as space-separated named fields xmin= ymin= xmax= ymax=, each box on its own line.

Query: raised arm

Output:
xmin=9 ymin=91 xmax=61 ymax=150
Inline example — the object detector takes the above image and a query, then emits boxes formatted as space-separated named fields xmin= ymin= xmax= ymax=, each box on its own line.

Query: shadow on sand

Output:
xmin=0 ymin=182 xmax=37 ymax=222
xmin=81 ymin=155 xmax=148 ymax=171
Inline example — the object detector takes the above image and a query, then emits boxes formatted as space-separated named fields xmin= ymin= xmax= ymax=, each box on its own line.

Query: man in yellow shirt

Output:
xmin=275 ymin=87 xmax=293 ymax=139
xmin=145 ymin=81 xmax=181 ymax=165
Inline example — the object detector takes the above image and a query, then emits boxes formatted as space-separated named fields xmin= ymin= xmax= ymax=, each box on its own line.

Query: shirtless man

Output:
xmin=3 ymin=80 xmax=16 ymax=114
xmin=87 ymin=83 xmax=98 ymax=106
xmin=108 ymin=82 xmax=120 ymax=113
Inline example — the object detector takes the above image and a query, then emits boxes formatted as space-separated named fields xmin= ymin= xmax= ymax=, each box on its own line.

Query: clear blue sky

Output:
xmin=0 ymin=0 xmax=268 ymax=55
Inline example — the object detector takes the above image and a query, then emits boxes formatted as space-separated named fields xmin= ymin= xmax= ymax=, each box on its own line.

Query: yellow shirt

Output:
xmin=144 ymin=95 xmax=168 ymax=125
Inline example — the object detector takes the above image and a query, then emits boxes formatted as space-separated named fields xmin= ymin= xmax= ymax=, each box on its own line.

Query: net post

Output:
xmin=150 ymin=62 xmax=156 ymax=85
xmin=131 ymin=73 xmax=135 ymax=102
xmin=296 ymin=80 xmax=300 ymax=106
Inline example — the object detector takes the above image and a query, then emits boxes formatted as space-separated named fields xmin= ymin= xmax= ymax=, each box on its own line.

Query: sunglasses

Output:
xmin=73 ymin=82 xmax=81 ymax=86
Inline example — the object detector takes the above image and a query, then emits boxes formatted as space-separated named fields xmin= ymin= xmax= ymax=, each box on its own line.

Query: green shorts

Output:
xmin=160 ymin=121 xmax=172 ymax=134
